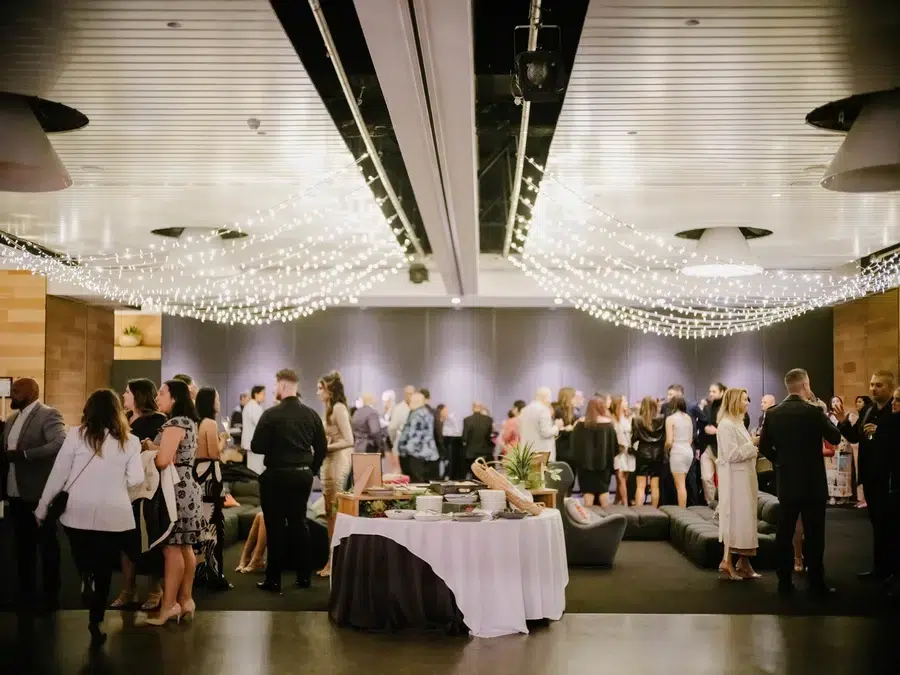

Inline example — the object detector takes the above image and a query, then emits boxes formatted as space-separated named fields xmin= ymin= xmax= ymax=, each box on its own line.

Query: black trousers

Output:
xmin=406 ymin=457 xmax=439 ymax=484
xmin=65 ymin=527 xmax=131 ymax=624
xmin=9 ymin=498 xmax=60 ymax=607
xmin=861 ymin=469 xmax=892 ymax=575
xmin=758 ymin=471 xmax=777 ymax=496
xmin=777 ymin=499 xmax=826 ymax=588
xmin=448 ymin=438 xmax=466 ymax=481
xmin=259 ymin=467 xmax=314 ymax=585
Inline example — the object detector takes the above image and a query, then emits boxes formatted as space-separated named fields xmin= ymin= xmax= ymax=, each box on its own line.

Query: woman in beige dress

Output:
xmin=316 ymin=370 xmax=354 ymax=577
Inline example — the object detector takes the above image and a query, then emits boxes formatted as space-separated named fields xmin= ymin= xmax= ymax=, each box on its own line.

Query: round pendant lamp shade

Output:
xmin=681 ymin=227 xmax=763 ymax=278
xmin=821 ymin=90 xmax=900 ymax=193
xmin=0 ymin=93 xmax=72 ymax=192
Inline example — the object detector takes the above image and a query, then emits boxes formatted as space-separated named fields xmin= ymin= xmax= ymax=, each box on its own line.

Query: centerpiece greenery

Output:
xmin=501 ymin=442 xmax=560 ymax=490
xmin=119 ymin=324 xmax=143 ymax=347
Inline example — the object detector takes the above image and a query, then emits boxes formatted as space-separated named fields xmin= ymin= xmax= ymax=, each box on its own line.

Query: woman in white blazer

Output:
xmin=36 ymin=389 xmax=143 ymax=647
xmin=715 ymin=388 xmax=761 ymax=581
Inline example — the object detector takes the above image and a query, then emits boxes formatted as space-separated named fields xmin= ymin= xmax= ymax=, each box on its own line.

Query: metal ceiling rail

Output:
xmin=308 ymin=0 xmax=426 ymax=259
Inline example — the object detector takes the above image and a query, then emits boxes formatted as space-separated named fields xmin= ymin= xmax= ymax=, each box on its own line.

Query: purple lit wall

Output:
xmin=161 ymin=307 xmax=833 ymax=419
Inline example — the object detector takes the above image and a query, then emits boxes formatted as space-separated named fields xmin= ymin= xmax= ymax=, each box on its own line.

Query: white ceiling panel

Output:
xmin=0 ymin=0 xmax=391 ymax=266
xmin=528 ymin=0 xmax=900 ymax=271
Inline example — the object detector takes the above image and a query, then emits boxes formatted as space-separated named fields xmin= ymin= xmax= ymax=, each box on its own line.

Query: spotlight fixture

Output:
xmin=451 ymin=297 xmax=461 ymax=305
xmin=515 ymin=49 xmax=566 ymax=103
xmin=167 ymin=21 xmax=182 ymax=28
xmin=554 ymin=297 xmax=563 ymax=305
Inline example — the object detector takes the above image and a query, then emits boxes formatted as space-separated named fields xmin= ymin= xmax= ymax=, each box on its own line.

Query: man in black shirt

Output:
xmin=834 ymin=369 xmax=898 ymax=582
xmin=251 ymin=368 xmax=327 ymax=592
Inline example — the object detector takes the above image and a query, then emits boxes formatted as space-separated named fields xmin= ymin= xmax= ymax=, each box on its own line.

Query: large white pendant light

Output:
xmin=681 ymin=227 xmax=763 ymax=278
xmin=821 ymin=89 xmax=900 ymax=193
xmin=0 ymin=93 xmax=72 ymax=192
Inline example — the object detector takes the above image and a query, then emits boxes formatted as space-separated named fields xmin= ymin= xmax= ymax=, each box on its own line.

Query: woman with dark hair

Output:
xmin=140 ymin=379 xmax=203 ymax=625
xmin=571 ymin=397 xmax=618 ymax=506
xmin=316 ymin=371 xmax=354 ymax=577
xmin=498 ymin=399 xmax=526 ymax=454
xmin=193 ymin=387 xmax=231 ymax=591
xmin=112 ymin=378 xmax=167 ymax=610
xmin=35 ymin=389 xmax=143 ymax=646
xmin=665 ymin=395 xmax=694 ymax=507
xmin=553 ymin=387 xmax=577 ymax=467
xmin=632 ymin=397 xmax=665 ymax=507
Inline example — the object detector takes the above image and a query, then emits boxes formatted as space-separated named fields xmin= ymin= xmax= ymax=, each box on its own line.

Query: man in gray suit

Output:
xmin=1 ymin=378 xmax=66 ymax=610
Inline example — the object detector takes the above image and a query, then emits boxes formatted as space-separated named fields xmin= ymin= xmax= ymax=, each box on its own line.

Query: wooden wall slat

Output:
xmin=0 ymin=271 xmax=47 ymax=395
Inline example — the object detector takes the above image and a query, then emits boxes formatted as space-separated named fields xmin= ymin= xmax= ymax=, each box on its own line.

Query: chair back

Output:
xmin=547 ymin=461 xmax=574 ymax=513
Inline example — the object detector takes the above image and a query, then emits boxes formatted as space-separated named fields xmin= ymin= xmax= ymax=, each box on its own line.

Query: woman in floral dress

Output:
xmin=141 ymin=379 xmax=204 ymax=626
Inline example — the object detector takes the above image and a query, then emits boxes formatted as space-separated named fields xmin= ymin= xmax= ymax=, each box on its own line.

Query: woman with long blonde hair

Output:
xmin=716 ymin=388 xmax=761 ymax=581
xmin=610 ymin=395 xmax=634 ymax=505
xmin=553 ymin=387 xmax=577 ymax=468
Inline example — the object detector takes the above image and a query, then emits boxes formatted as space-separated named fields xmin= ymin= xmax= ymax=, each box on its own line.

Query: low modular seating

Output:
xmin=660 ymin=492 xmax=780 ymax=569
xmin=547 ymin=462 xmax=628 ymax=567
xmin=586 ymin=504 xmax=671 ymax=541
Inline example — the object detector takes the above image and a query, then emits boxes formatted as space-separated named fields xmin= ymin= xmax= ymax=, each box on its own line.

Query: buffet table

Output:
xmin=329 ymin=510 xmax=568 ymax=638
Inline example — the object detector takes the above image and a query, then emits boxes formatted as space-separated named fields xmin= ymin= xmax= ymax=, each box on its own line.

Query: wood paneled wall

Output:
xmin=45 ymin=297 xmax=115 ymax=425
xmin=833 ymin=289 xmax=900 ymax=403
xmin=0 ymin=271 xmax=47 ymax=393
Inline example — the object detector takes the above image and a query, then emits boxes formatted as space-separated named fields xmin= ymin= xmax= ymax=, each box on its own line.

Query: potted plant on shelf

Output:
xmin=119 ymin=325 xmax=143 ymax=348
xmin=501 ymin=442 xmax=562 ymax=493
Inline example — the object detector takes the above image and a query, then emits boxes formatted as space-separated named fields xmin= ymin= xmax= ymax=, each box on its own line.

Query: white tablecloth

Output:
xmin=332 ymin=510 xmax=568 ymax=638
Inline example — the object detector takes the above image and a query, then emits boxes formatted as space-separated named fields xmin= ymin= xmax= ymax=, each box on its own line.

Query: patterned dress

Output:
xmin=162 ymin=416 xmax=205 ymax=546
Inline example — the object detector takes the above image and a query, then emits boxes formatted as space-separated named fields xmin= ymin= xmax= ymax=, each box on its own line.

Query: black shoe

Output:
xmin=207 ymin=575 xmax=233 ymax=591
xmin=88 ymin=623 xmax=107 ymax=648
xmin=858 ymin=570 xmax=887 ymax=581
xmin=256 ymin=580 xmax=282 ymax=594
xmin=295 ymin=578 xmax=311 ymax=589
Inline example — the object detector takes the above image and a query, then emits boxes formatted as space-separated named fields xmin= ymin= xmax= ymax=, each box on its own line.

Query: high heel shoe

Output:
xmin=143 ymin=603 xmax=182 ymax=626
xmin=235 ymin=561 xmax=248 ymax=573
xmin=141 ymin=591 xmax=162 ymax=612
xmin=179 ymin=599 xmax=196 ymax=623
xmin=794 ymin=556 xmax=805 ymax=573
xmin=241 ymin=559 xmax=266 ymax=573
xmin=718 ymin=563 xmax=743 ymax=581
xmin=736 ymin=563 xmax=762 ymax=580
xmin=110 ymin=590 xmax=137 ymax=609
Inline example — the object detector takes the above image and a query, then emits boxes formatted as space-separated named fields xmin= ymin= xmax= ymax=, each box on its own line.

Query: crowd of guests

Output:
xmin=2 ymin=363 xmax=899 ymax=651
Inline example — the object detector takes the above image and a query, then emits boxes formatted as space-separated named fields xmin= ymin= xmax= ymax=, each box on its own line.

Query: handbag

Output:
xmin=45 ymin=451 xmax=97 ymax=525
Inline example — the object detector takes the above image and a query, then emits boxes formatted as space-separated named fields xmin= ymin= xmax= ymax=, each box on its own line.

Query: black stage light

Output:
xmin=515 ymin=50 xmax=566 ymax=103
xmin=408 ymin=263 xmax=429 ymax=284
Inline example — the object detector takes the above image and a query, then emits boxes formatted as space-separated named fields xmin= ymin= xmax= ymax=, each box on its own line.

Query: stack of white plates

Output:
xmin=445 ymin=493 xmax=478 ymax=505
xmin=416 ymin=495 xmax=444 ymax=513
xmin=478 ymin=489 xmax=507 ymax=513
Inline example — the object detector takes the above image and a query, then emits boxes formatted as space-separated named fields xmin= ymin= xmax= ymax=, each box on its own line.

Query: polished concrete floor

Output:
xmin=0 ymin=611 xmax=895 ymax=675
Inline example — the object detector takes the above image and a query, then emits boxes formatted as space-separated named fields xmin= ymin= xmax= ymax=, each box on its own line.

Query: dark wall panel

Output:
xmin=163 ymin=307 xmax=834 ymax=419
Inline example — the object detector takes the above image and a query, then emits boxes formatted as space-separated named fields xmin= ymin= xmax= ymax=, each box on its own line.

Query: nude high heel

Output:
xmin=719 ymin=562 xmax=743 ymax=581
xmin=144 ymin=602 xmax=182 ymax=626
xmin=179 ymin=599 xmax=196 ymax=623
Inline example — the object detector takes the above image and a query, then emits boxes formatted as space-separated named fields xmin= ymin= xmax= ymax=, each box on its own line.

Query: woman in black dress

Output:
xmin=571 ymin=396 xmax=618 ymax=507
xmin=111 ymin=379 xmax=168 ymax=610
xmin=632 ymin=397 xmax=666 ymax=507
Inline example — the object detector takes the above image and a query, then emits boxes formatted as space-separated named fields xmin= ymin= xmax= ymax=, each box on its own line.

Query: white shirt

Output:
xmin=241 ymin=399 xmax=264 ymax=450
xmin=35 ymin=428 xmax=143 ymax=531
xmin=6 ymin=399 xmax=40 ymax=498
xmin=388 ymin=401 xmax=410 ymax=446
xmin=518 ymin=400 xmax=559 ymax=459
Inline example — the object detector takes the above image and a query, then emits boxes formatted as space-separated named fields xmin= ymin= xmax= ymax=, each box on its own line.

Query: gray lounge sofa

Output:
xmin=547 ymin=462 xmax=628 ymax=567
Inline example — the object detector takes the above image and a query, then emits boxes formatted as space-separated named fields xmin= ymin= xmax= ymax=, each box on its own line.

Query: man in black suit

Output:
xmin=759 ymin=368 xmax=842 ymax=597
xmin=462 ymin=402 xmax=494 ymax=475
xmin=833 ymin=369 xmax=898 ymax=582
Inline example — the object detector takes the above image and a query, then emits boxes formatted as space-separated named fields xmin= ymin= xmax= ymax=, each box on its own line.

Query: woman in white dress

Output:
xmin=716 ymin=388 xmax=761 ymax=581
xmin=664 ymin=395 xmax=694 ymax=508
xmin=610 ymin=395 xmax=634 ymax=506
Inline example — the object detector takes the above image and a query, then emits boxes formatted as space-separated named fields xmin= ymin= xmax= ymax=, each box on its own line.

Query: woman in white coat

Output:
xmin=716 ymin=388 xmax=761 ymax=581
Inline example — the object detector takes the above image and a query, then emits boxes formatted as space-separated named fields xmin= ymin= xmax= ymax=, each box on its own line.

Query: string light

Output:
xmin=510 ymin=157 xmax=900 ymax=338
xmin=0 ymin=153 xmax=412 ymax=324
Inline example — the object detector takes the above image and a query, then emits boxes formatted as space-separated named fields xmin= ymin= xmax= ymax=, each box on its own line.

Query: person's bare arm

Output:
xmin=665 ymin=416 xmax=675 ymax=450
xmin=154 ymin=426 xmax=185 ymax=468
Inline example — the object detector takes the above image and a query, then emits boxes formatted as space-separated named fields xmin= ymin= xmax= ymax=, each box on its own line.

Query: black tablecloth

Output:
xmin=329 ymin=533 xmax=468 ymax=635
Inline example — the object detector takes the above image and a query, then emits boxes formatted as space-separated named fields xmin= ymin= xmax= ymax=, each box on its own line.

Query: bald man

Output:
xmin=1 ymin=378 xmax=66 ymax=611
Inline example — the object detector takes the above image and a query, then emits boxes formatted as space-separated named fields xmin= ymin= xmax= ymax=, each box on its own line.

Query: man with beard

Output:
xmin=1 ymin=378 xmax=66 ymax=611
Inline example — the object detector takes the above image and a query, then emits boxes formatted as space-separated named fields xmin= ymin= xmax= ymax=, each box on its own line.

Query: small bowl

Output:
xmin=497 ymin=511 xmax=528 ymax=520
xmin=385 ymin=509 xmax=416 ymax=520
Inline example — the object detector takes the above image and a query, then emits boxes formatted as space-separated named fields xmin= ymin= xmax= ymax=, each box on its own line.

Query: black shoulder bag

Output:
xmin=45 ymin=452 xmax=97 ymax=526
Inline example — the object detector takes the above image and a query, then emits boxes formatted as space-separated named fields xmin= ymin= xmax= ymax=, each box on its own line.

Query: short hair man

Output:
xmin=760 ymin=368 xmax=842 ymax=596
xmin=251 ymin=368 xmax=326 ymax=592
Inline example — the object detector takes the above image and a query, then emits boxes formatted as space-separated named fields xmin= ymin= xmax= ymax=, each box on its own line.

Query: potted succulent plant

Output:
xmin=119 ymin=325 xmax=143 ymax=348
xmin=501 ymin=442 xmax=561 ymax=492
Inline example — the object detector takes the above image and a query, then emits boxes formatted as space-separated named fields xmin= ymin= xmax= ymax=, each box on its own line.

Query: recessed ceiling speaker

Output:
xmin=808 ymin=88 xmax=900 ymax=193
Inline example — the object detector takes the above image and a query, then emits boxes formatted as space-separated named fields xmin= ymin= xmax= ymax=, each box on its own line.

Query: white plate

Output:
xmin=385 ymin=510 xmax=416 ymax=520
xmin=452 ymin=512 xmax=487 ymax=522
xmin=445 ymin=493 xmax=478 ymax=503
xmin=414 ymin=512 xmax=447 ymax=522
